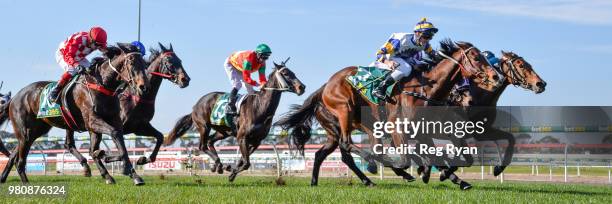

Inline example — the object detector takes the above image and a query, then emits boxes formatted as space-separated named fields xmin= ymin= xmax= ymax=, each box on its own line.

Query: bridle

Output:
xmin=501 ymin=55 xmax=530 ymax=89
xmin=107 ymin=52 xmax=143 ymax=90
xmin=437 ymin=45 xmax=499 ymax=88
xmin=262 ymin=67 xmax=294 ymax=92
xmin=262 ymin=57 xmax=296 ymax=93
xmin=150 ymin=52 xmax=179 ymax=83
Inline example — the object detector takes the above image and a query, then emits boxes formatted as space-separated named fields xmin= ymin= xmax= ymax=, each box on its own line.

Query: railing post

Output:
xmin=564 ymin=143 xmax=568 ymax=183
xmin=549 ymin=160 xmax=553 ymax=181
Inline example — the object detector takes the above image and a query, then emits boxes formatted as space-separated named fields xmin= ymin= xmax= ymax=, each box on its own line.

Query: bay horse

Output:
xmin=0 ymin=43 xmax=149 ymax=185
xmin=60 ymin=43 xmax=190 ymax=177
xmin=164 ymin=60 xmax=305 ymax=182
xmin=0 ymin=86 xmax=11 ymax=157
xmin=275 ymin=40 xmax=501 ymax=187
xmin=443 ymin=51 xmax=546 ymax=176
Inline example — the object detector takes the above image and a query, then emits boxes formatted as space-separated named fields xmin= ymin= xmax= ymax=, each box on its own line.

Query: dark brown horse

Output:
xmin=164 ymin=60 xmax=305 ymax=182
xmin=60 ymin=43 xmax=190 ymax=177
xmin=443 ymin=51 xmax=546 ymax=176
xmin=275 ymin=40 xmax=500 ymax=187
xmin=0 ymin=43 xmax=149 ymax=185
xmin=0 ymin=84 xmax=11 ymax=157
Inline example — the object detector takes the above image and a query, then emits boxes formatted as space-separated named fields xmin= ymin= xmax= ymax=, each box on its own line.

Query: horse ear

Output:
xmin=273 ymin=62 xmax=280 ymax=68
xmin=7 ymin=92 xmax=10 ymax=97
xmin=501 ymin=50 xmax=508 ymax=55
xmin=169 ymin=43 xmax=174 ymax=51
xmin=116 ymin=43 xmax=131 ymax=53
xmin=159 ymin=42 xmax=167 ymax=52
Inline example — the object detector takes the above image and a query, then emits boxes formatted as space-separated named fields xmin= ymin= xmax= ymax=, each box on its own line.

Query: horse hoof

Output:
xmin=439 ymin=170 xmax=449 ymax=182
xmin=105 ymin=178 xmax=116 ymax=185
xmin=493 ymin=166 xmax=506 ymax=176
xmin=365 ymin=181 xmax=376 ymax=187
xmin=224 ymin=165 xmax=232 ymax=172
xmin=228 ymin=174 xmax=237 ymax=182
xmin=136 ymin=156 xmax=149 ymax=165
xmin=217 ymin=167 xmax=224 ymax=174
xmin=460 ymin=181 xmax=472 ymax=190
xmin=84 ymin=170 xmax=92 ymax=177
xmin=422 ymin=174 xmax=430 ymax=184
xmin=133 ymin=177 xmax=145 ymax=186
xmin=403 ymin=174 xmax=416 ymax=182
xmin=366 ymin=163 xmax=378 ymax=174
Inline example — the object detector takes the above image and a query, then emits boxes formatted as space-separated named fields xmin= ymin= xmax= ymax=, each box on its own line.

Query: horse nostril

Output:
xmin=536 ymin=81 xmax=545 ymax=88
xmin=492 ymin=75 xmax=500 ymax=81
xmin=139 ymin=85 xmax=146 ymax=92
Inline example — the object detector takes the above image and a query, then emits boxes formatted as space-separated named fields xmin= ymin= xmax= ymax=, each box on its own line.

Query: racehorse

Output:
xmin=0 ymin=43 xmax=149 ymax=185
xmin=164 ymin=59 xmax=305 ymax=182
xmin=443 ymin=51 xmax=546 ymax=176
xmin=0 ymin=83 xmax=11 ymax=157
xmin=275 ymin=40 xmax=501 ymax=187
xmin=60 ymin=43 xmax=190 ymax=177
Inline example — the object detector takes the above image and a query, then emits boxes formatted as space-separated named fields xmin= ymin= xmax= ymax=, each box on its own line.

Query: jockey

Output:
xmin=224 ymin=44 xmax=271 ymax=115
xmin=131 ymin=41 xmax=146 ymax=56
xmin=50 ymin=26 xmax=108 ymax=102
xmin=372 ymin=18 xmax=439 ymax=101
xmin=482 ymin=51 xmax=499 ymax=68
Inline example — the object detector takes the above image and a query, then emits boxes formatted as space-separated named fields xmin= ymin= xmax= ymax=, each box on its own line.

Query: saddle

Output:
xmin=210 ymin=93 xmax=248 ymax=128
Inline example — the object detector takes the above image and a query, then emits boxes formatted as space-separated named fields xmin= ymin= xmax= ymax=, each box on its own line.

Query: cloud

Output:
xmin=394 ymin=0 xmax=612 ymax=25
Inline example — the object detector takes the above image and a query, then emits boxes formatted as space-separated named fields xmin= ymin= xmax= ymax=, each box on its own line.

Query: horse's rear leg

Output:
xmin=15 ymin=139 xmax=34 ymax=183
xmin=311 ymin=138 xmax=338 ymax=186
xmin=65 ymin=130 xmax=91 ymax=177
xmin=88 ymin=117 xmax=144 ymax=185
xmin=89 ymin=132 xmax=115 ymax=184
xmin=0 ymin=150 xmax=18 ymax=183
xmin=339 ymin=147 xmax=374 ymax=186
xmin=134 ymin=123 xmax=164 ymax=165
xmin=202 ymin=131 xmax=228 ymax=174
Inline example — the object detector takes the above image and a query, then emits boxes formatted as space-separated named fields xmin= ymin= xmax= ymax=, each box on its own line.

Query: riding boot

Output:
xmin=372 ymin=75 xmax=396 ymax=101
xmin=49 ymin=72 xmax=73 ymax=103
xmin=226 ymin=88 xmax=239 ymax=116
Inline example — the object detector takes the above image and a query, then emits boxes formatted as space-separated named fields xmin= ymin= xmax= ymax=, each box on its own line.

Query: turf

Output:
xmin=1 ymin=175 xmax=610 ymax=203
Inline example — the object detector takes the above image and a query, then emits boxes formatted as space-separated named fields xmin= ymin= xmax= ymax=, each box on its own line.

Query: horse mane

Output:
xmin=148 ymin=48 xmax=161 ymax=64
xmin=438 ymin=38 xmax=458 ymax=57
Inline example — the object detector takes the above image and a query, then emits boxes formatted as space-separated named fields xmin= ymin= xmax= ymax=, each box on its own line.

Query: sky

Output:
xmin=0 ymin=0 xmax=611 ymax=136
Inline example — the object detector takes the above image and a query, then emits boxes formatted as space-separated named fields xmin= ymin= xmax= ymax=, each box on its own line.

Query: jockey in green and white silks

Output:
xmin=371 ymin=18 xmax=439 ymax=101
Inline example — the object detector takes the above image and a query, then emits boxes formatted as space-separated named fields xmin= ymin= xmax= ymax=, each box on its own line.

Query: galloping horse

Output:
xmin=0 ymin=43 xmax=149 ymax=185
xmin=275 ymin=40 xmax=501 ymax=187
xmin=0 ymin=83 xmax=11 ymax=157
xmin=443 ymin=51 xmax=546 ymax=176
xmin=60 ymin=43 xmax=191 ymax=177
xmin=165 ymin=60 xmax=305 ymax=182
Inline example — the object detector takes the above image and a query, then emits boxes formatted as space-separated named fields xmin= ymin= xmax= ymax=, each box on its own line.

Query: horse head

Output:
xmin=499 ymin=51 xmax=546 ymax=93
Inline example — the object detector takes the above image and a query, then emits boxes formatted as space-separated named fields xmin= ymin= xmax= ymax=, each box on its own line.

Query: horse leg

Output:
xmin=134 ymin=123 xmax=164 ymax=165
xmin=88 ymin=118 xmax=144 ymax=185
xmin=15 ymin=139 xmax=34 ymax=183
xmin=228 ymin=140 xmax=259 ymax=182
xmin=311 ymin=138 xmax=338 ymax=186
xmin=339 ymin=147 xmax=375 ymax=186
xmin=65 ymin=130 xmax=91 ymax=177
xmin=333 ymin=105 xmax=399 ymax=169
xmin=202 ymin=131 xmax=228 ymax=174
xmin=89 ymin=132 xmax=115 ymax=184
xmin=492 ymin=128 xmax=514 ymax=176
xmin=0 ymin=150 xmax=18 ymax=183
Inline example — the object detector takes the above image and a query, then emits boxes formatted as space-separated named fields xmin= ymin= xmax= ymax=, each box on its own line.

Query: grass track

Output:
xmin=1 ymin=175 xmax=610 ymax=203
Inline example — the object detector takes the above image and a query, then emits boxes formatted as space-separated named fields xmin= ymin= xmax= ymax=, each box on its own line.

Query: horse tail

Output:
xmin=164 ymin=113 xmax=194 ymax=146
xmin=0 ymin=100 xmax=10 ymax=156
xmin=274 ymin=85 xmax=325 ymax=155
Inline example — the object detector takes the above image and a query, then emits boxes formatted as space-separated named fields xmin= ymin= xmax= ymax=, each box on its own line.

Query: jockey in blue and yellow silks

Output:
xmin=371 ymin=18 xmax=439 ymax=101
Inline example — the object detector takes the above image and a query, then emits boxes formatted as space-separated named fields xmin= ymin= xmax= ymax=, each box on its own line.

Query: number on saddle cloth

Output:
xmin=345 ymin=66 xmax=396 ymax=104
xmin=211 ymin=93 xmax=245 ymax=127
